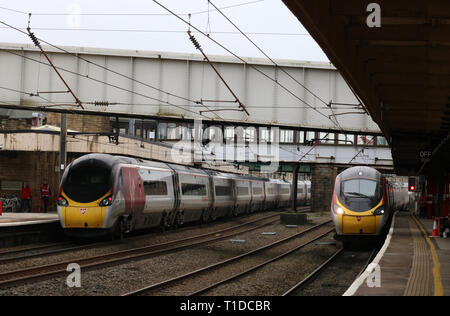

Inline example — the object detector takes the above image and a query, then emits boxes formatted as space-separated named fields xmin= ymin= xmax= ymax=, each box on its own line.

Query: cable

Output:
xmin=0 ymin=20 xmax=212 ymax=114
xmin=0 ymin=85 xmax=62 ymax=107
xmin=152 ymin=0 xmax=335 ymax=125
xmin=3 ymin=49 xmax=216 ymax=120
xmin=0 ymin=1 xmax=264 ymax=16
xmin=207 ymin=0 xmax=330 ymax=109
xmin=0 ymin=6 xmax=27 ymax=15
xmin=0 ymin=27 xmax=312 ymax=36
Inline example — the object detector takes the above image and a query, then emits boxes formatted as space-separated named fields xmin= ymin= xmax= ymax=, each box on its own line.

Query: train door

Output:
xmin=119 ymin=166 xmax=145 ymax=230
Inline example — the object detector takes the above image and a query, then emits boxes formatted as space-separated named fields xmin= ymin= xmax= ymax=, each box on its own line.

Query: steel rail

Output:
xmin=123 ymin=219 xmax=332 ymax=296
xmin=0 ymin=213 xmax=281 ymax=288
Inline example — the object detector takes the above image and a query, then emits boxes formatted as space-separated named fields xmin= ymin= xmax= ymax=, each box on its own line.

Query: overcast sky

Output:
xmin=0 ymin=0 xmax=329 ymax=62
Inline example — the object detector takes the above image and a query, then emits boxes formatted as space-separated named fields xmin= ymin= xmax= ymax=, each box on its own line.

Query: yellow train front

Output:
xmin=57 ymin=154 xmax=126 ymax=239
xmin=331 ymin=166 xmax=392 ymax=244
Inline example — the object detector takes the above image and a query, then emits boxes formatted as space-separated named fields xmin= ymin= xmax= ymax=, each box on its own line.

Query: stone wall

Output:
xmin=46 ymin=113 xmax=110 ymax=133
xmin=0 ymin=118 xmax=31 ymax=130
xmin=311 ymin=164 xmax=337 ymax=213
xmin=0 ymin=151 xmax=60 ymax=212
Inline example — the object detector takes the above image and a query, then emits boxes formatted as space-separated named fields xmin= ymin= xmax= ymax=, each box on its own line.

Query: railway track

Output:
xmin=0 ymin=212 xmax=283 ymax=289
xmin=0 ymin=207 xmax=310 ymax=264
xmin=123 ymin=219 xmax=334 ymax=296
xmin=283 ymin=247 xmax=377 ymax=296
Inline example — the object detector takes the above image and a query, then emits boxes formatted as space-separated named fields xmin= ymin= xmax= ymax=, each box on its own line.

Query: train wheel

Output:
xmin=202 ymin=209 xmax=211 ymax=224
xmin=111 ymin=219 xmax=125 ymax=241
xmin=173 ymin=212 xmax=183 ymax=229
xmin=160 ymin=212 xmax=169 ymax=232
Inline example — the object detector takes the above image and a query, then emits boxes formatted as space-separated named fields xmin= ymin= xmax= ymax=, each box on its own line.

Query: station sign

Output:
xmin=419 ymin=150 xmax=432 ymax=163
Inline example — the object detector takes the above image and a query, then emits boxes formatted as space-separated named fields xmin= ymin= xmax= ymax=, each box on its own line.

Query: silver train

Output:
xmin=57 ymin=154 xmax=311 ymax=238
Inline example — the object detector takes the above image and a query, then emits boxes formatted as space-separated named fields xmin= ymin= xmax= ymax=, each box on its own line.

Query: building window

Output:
xmin=225 ymin=127 xmax=235 ymax=142
xmin=245 ymin=127 xmax=256 ymax=142
xmin=358 ymin=135 xmax=374 ymax=145
xmin=167 ymin=123 xmax=179 ymax=140
xmin=280 ymin=130 xmax=294 ymax=143
xmin=377 ymin=136 xmax=388 ymax=146
xmin=297 ymin=131 xmax=305 ymax=144
xmin=260 ymin=129 xmax=269 ymax=142
xmin=305 ymin=131 xmax=315 ymax=144
xmin=338 ymin=134 xmax=353 ymax=145
xmin=158 ymin=122 xmax=167 ymax=140
xmin=319 ymin=132 xmax=334 ymax=144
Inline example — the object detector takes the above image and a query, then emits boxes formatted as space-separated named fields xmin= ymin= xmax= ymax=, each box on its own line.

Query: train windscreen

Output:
xmin=63 ymin=164 xmax=112 ymax=203
xmin=340 ymin=179 xmax=381 ymax=212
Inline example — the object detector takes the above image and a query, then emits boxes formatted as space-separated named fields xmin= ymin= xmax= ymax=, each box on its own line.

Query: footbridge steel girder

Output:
xmin=0 ymin=42 xmax=381 ymax=133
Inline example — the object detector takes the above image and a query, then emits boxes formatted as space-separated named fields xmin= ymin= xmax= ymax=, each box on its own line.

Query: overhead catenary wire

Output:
xmin=0 ymin=26 xmax=312 ymax=36
xmin=0 ymin=0 xmax=265 ymax=17
xmin=0 ymin=3 xmax=373 ymax=165
xmin=207 ymin=0 xmax=330 ymax=109
xmin=2 ymin=49 xmax=217 ymax=120
xmin=0 ymin=20 xmax=217 ymax=117
xmin=0 ymin=20 xmax=223 ymax=121
xmin=0 ymin=85 xmax=63 ymax=107
xmin=197 ymin=0 xmax=355 ymax=159
xmin=26 ymin=25 xmax=84 ymax=109
xmin=152 ymin=0 xmax=336 ymax=125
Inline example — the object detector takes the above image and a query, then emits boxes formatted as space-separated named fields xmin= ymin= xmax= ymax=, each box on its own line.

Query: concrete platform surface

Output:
xmin=0 ymin=212 xmax=58 ymax=227
xmin=346 ymin=211 xmax=448 ymax=296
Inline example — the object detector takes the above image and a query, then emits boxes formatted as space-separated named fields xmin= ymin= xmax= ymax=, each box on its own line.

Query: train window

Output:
xmin=280 ymin=187 xmax=290 ymax=194
xmin=144 ymin=181 xmax=168 ymax=196
xmin=237 ymin=186 xmax=250 ymax=196
xmin=308 ymin=188 xmax=311 ymax=194
xmin=68 ymin=168 xmax=109 ymax=186
xmin=63 ymin=165 xmax=111 ymax=203
xmin=267 ymin=187 xmax=277 ymax=195
xmin=342 ymin=179 xmax=378 ymax=198
xmin=215 ymin=185 xmax=232 ymax=197
xmin=182 ymin=183 xmax=207 ymax=196
xmin=298 ymin=188 xmax=304 ymax=194
xmin=253 ymin=187 xmax=263 ymax=195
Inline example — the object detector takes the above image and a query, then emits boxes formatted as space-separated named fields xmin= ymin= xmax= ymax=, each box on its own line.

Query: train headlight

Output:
xmin=99 ymin=196 xmax=113 ymax=207
xmin=57 ymin=196 xmax=69 ymax=207
xmin=373 ymin=207 xmax=385 ymax=216
xmin=332 ymin=204 xmax=345 ymax=215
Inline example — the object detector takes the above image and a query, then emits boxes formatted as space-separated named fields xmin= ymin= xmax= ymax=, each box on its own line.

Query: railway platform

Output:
xmin=0 ymin=212 xmax=62 ymax=248
xmin=0 ymin=212 xmax=59 ymax=227
xmin=345 ymin=211 xmax=450 ymax=296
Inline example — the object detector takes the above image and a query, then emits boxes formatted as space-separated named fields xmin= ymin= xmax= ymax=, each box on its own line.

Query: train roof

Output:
xmin=338 ymin=166 xmax=381 ymax=180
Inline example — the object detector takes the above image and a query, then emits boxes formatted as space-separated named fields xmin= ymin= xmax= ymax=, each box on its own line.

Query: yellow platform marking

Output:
xmin=412 ymin=216 xmax=444 ymax=296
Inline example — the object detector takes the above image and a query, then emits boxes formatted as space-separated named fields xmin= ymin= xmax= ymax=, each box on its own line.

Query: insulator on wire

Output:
xmin=188 ymin=31 xmax=201 ymax=50
xmin=27 ymin=29 xmax=40 ymax=47
xmin=93 ymin=101 xmax=109 ymax=107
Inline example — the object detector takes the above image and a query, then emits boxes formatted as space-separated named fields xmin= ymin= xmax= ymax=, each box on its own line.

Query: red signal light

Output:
xmin=409 ymin=185 xmax=416 ymax=191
